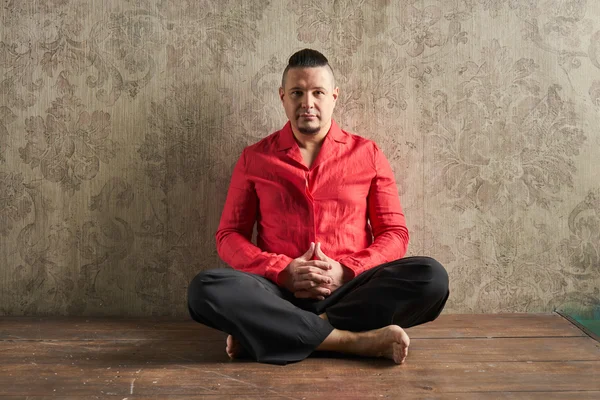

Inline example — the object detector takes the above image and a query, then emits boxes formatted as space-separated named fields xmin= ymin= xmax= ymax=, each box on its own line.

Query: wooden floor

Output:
xmin=1 ymin=313 xmax=599 ymax=399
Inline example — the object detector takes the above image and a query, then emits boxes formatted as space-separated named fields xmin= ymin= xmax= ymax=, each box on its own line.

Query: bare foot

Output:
xmin=225 ymin=335 xmax=242 ymax=359
xmin=317 ymin=325 xmax=410 ymax=364
xmin=352 ymin=325 xmax=410 ymax=364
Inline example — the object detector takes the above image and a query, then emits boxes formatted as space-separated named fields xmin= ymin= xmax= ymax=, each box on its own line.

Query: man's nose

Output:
xmin=301 ymin=94 xmax=314 ymax=109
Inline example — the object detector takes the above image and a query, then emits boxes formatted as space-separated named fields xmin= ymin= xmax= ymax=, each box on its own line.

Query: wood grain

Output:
xmin=1 ymin=313 xmax=598 ymax=398
xmin=0 ymin=313 xmax=584 ymax=340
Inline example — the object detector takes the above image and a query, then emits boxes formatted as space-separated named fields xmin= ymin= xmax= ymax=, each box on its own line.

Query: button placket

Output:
xmin=304 ymin=170 xmax=316 ymax=244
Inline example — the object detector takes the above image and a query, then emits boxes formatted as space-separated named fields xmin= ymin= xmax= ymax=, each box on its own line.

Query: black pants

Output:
xmin=187 ymin=256 xmax=449 ymax=365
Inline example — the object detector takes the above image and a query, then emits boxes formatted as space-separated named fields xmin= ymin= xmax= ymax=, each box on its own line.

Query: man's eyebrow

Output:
xmin=288 ymin=86 xmax=328 ymax=91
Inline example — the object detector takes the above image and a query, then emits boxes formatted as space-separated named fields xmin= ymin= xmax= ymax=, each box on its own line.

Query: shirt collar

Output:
xmin=276 ymin=120 xmax=347 ymax=151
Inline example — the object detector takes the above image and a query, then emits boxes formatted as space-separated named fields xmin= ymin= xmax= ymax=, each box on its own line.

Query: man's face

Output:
xmin=279 ymin=66 xmax=338 ymax=136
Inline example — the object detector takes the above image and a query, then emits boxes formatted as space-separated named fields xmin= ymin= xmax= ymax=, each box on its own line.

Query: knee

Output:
xmin=187 ymin=268 xmax=229 ymax=310
xmin=420 ymin=257 xmax=449 ymax=301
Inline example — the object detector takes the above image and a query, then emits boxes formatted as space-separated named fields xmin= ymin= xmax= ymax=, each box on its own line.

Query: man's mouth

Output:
xmin=299 ymin=114 xmax=317 ymax=119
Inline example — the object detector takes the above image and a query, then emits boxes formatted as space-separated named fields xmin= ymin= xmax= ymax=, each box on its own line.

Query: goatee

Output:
xmin=298 ymin=125 xmax=320 ymax=135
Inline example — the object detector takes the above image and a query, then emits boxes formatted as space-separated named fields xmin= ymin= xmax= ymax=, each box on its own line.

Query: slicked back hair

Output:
xmin=281 ymin=48 xmax=335 ymax=88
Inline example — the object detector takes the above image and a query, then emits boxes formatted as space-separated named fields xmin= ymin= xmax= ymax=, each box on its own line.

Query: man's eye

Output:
xmin=291 ymin=91 xmax=302 ymax=96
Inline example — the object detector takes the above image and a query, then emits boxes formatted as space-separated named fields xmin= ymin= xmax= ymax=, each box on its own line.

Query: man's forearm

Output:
xmin=216 ymin=230 xmax=293 ymax=283
xmin=338 ymin=229 xmax=409 ymax=278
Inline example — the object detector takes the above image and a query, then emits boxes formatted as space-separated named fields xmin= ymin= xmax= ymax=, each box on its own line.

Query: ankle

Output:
xmin=337 ymin=329 xmax=355 ymax=347
xmin=318 ymin=329 xmax=355 ymax=352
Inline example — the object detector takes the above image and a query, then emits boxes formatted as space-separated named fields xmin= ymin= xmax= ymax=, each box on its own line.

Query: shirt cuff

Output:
xmin=266 ymin=254 xmax=294 ymax=286
xmin=338 ymin=257 xmax=362 ymax=280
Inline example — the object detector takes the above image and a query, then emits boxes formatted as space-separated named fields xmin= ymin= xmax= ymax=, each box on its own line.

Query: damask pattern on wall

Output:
xmin=1 ymin=0 xmax=598 ymax=316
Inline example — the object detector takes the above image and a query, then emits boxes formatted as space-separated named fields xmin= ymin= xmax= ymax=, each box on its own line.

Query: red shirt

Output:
xmin=216 ymin=120 xmax=409 ymax=285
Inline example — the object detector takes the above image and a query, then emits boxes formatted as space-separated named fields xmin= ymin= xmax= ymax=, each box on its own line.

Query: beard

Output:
xmin=297 ymin=117 xmax=321 ymax=135
xmin=298 ymin=125 xmax=321 ymax=135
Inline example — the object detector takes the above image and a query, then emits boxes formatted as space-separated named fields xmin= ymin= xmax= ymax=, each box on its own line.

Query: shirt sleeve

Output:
xmin=338 ymin=143 xmax=409 ymax=278
xmin=215 ymin=149 xmax=293 ymax=283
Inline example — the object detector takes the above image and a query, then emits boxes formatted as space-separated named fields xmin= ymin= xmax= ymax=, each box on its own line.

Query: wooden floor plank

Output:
xmin=1 ymin=361 xmax=599 ymax=396
xmin=0 ymin=318 xmax=225 ymax=341
xmin=1 ymin=336 xmax=598 ymax=365
xmin=0 ymin=313 xmax=584 ymax=340
xmin=1 ymin=394 xmax=600 ymax=400
xmin=413 ymin=336 xmax=600 ymax=362
xmin=406 ymin=313 xmax=585 ymax=338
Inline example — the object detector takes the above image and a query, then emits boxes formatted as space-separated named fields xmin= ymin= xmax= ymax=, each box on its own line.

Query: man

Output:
xmin=188 ymin=49 xmax=449 ymax=365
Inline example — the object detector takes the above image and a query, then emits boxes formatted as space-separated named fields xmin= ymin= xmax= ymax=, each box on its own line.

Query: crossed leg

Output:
xmin=225 ymin=313 xmax=410 ymax=364
xmin=189 ymin=257 xmax=448 ymax=365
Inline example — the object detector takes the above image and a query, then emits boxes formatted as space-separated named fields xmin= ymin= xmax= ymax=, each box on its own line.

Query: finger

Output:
xmin=293 ymin=280 xmax=315 ymax=290
xmin=294 ymin=261 xmax=329 ymax=275
xmin=295 ymin=265 xmax=330 ymax=276
xmin=300 ymin=242 xmax=315 ymax=259
xmin=293 ymin=280 xmax=322 ymax=291
xmin=297 ymin=272 xmax=331 ymax=285
xmin=295 ymin=285 xmax=330 ymax=297
xmin=298 ymin=260 xmax=331 ymax=270
xmin=315 ymin=242 xmax=326 ymax=260
xmin=309 ymin=285 xmax=331 ymax=296
xmin=294 ymin=278 xmax=330 ymax=290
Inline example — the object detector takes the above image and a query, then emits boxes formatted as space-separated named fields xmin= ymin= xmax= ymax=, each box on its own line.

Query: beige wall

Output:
xmin=1 ymin=1 xmax=599 ymax=316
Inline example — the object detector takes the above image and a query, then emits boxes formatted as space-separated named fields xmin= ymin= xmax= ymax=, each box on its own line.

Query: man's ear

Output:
xmin=279 ymin=87 xmax=285 ymax=102
xmin=332 ymin=87 xmax=339 ymax=102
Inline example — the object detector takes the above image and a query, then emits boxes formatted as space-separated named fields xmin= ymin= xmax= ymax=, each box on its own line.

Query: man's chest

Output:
xmin=248 ymin=154 xmax=375 ymax=207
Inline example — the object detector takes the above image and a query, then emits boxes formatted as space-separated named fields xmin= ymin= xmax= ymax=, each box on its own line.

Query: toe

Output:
xmin=392 ymin=341 xmax=409 ymax=364
xmin=392 ymin=342 xmax=402 ymax=364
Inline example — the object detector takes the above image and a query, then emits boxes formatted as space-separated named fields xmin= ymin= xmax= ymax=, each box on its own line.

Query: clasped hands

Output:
xmin=280 ymin=242 xmax=348 ymax=300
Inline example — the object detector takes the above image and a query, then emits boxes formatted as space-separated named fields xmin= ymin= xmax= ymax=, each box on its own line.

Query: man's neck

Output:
xmin=292 ymin=120 xmax=332 ymax=150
